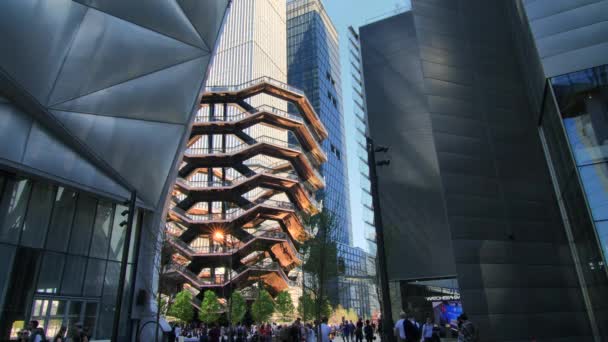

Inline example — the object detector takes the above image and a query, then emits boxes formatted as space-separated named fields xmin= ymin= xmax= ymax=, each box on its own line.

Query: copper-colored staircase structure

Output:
xmin=164 ymin=77 xmax=326 ymax=300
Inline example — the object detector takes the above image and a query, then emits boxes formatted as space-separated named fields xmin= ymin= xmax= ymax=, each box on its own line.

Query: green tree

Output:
xmin=167 ymin=290 xmax=194 ymax=323
xmin=199 ymin=290 xmax=223 ymax=324
xmin=298 ymin=291 xmax=330 ymax=322
xmin=230 ymin=291 xmax=247 ymax=325
xmin=298 ymin=292 xmax=314 ymax=321
xmin=275 ymin=291 xmax=295 ymax=322
xmin=251 ymin=289 xmax=275 ymax=323
xmin=301 ymin=208 xmax=338 ymax=322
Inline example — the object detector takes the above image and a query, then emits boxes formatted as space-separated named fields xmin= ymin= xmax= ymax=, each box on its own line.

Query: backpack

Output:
xmin=403 ymin=320 xmax=420 ymax=340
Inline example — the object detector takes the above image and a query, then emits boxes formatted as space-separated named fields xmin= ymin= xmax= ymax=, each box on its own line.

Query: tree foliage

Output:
xmin=199 ymin=290 xmax=223 ymax=324
xmin=298 ymin=291 xmax=314 ymax=321
xmin=167 ymin=290 xmax=194 ymax=323
xmin=301 ymin=208 xmax=338 ymax=321
xmin=230 ymin=291 xmax=247 ymax=324
xmin=275 ymin=291 xmax=295 ymax=322
xmin=298 ymin=291 xmax=331 ymax=322
xmin=251 ymin=289 xmax=275 ymax=323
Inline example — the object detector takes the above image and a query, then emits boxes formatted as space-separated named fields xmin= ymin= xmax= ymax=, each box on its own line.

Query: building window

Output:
xmin=550 ymin=64 xmax=608 ymax=262
xmin=0 ymin=174 xmax=136 ymax=340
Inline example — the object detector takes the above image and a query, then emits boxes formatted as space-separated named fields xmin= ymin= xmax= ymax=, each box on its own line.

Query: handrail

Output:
xmin=171 ymin=197 xmax=295 ymax=222
xmin=177 ymin=170 xmax=320 ymax=210
xmin=202 ymin=75 xmax=328 ymax=144
xmin=179 ymin=165 xmax=300 ymax=188
xmin=169 ymin=259 xmax=285 ymax=286
xmin=186 ymin=135 xmax=301 ymax=154
xmin=195 ymin=105 xmax=324 ymax=143
xmin=204 ymin=76 xmax=305 ymax=97
xmin=166 ymin=230 xmax=292 ymax=256
xmin=184 ymin=135 xmax=324 ymax=183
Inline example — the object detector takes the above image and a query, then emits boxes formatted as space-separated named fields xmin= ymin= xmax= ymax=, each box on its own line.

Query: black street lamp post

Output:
xmin=366 ymin=137 xmax=394 ymax=342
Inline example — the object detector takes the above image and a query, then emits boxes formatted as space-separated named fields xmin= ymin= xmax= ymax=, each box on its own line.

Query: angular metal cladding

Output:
xmin=0 ymin=0 xmax=229 ymax=210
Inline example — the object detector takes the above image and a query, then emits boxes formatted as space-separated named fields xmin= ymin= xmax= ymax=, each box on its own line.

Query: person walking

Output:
xmin=421 ymin=318 xmax=434 ymax=342
xmin=393 ymin=313 xmax=406 ymax=342
xmin=355 ymin=319 xmax=363 ymax=342
xmin=27 ymin=320 xmax=45 ymax=342
xmin=53 ymin=326 xmax=67 ymax=342
xmin=342 ymin=321 xmax=351 ymax=342
xmin=305 ymin=323 xmax=316 ymax=342
xmin=457 ymin=314 xmax=478 ymax=342
xmin=209 ymin=324 xmax=221 ymax=342
xmin=199 ymin=325 xmax=209 ymax=342
xmin=363 ymin=320 xmax=373 ymax=342
xmin=403 ymin=315 xmax=420 ymax=342
xmin=320 ymin=317 xmax=331 ymax=342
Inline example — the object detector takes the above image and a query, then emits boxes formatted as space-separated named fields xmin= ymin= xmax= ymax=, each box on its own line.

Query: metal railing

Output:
xmin=168 ymin=259 xmax=285 ymax=286
xmin=178 ymin=161 xmax=301 ymax=189
xmin=194 ymin=105 xmax=324 ymax=144
xmin=184 ymin=135 xmax=324 ymax=184
xmin=170 ymin=197 xmax=295 ymax=222
xmin=185 ymin=135 xmax=301 ymax=155
xmin=166 ymin=230 xmax=302 ymax=262
xmin=204 ymin=76 xmax=305 ymax=97
xmin=166 ymin=222 xmax=185 ymax=236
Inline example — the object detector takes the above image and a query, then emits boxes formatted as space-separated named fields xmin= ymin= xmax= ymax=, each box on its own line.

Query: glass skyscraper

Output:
xmin=287 ymin=0 xmax=352 ymax=245
xmin=287 ymin=0 xmax=378 ymax=316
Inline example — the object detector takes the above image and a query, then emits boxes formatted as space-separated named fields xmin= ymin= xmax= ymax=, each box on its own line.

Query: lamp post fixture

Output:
xmin=215 ymin=229 xmax=234 ymax=342
xmin=366 ymin=137 xmax=394 ymax=342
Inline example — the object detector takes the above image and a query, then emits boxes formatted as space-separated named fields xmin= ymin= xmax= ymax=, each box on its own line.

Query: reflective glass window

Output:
xmin=0 ymin=178 xmax=31 ymax=243
xmin=45 ymin=188 xmax=77 ymax=252
xmin=37 ymin=252 xmax=65 ymax=294
xmin=21 ymin=182 xmax=55 ymax=248
xmin=97 ymin=261 xmax=120 ymax=339
xmin=68 ymin=195 xmax=96 ymax=256
xmin=552 ymin=65 xmax=608 ymax=166
xmin=108 ymin=204 xmax=128 ymax=261
xmin=0 ymin=243 xmax=16 ymax=310
xmin=90 ymin=202 xmax=113 ymax=259
xmin=60 ymin=256 xmax=86 ymax=296
xmin=579 ymin=163 xmax=608 ymax=221
xmin=83 ymin=258 xmax=106 ymax=297
xmin=551 ymin=64 xmax=608 ymax=266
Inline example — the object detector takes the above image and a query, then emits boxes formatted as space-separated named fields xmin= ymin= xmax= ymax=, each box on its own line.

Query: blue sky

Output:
xmin=322 ymin=0 xmax=411 ymax=251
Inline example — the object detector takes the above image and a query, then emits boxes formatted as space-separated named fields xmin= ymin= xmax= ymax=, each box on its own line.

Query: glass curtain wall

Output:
xmin=0 ymin=172 xmax=137 ymax=340
xmin=551 ymin=64 xmax=608 ymax=261
xmin=539 ymin=64 xmax=608 ymax=339
xmin=287 ymin=0 xmax=352 ymax=245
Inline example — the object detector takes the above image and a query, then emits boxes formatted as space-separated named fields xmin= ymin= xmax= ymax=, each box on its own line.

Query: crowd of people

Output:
xmin=15 ymin=320 xmax=90 ymax=342
xmin=169 ymin=317 xmax=379 ymax=342
xmin=393 ymin=312 xmax=479 ymax=342
xmin=169 ymin=312 xmax=479 ymax=342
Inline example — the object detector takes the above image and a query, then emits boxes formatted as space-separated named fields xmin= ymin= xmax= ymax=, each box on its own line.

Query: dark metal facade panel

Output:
xmin=411 ymin=0 xmax=590 ymax=337
xmin=523 ymin=0 xmax=608 ymax=77
xmin=361 ymin=1 xmax=593 ymax=340
xmin=360 ymin=12 xmax=456 ymax=282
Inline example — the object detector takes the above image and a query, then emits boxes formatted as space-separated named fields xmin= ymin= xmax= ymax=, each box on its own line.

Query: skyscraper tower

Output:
xmin=287 ymin=0 xmax=352 ymax=246
xmin=287 ymin=0 xmax=373 ymax=314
